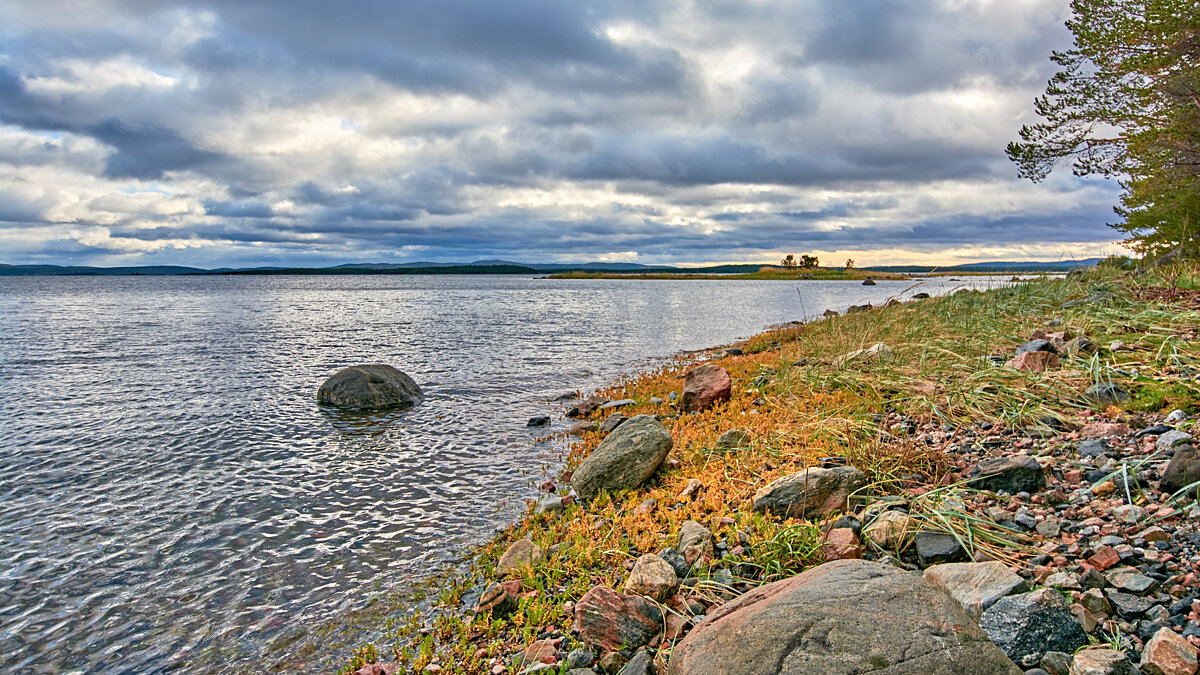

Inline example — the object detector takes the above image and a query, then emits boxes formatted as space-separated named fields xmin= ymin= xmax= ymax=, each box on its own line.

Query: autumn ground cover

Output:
xmin=329 ymin=262 xmax=1200 ymax=675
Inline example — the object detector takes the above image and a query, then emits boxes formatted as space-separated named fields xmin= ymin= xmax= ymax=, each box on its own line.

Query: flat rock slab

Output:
xmin=923 ymin=562 xmax=1029 ymax=621
xmin=571 ymin=415 xmax=673 ymax=501
xmin=668 ymin=559 xmax=1021 ymax=675
xmin=317 ymin=364 xmax=423 ymax=408
xmin=753 ymin=465 xmax=867 ymax=520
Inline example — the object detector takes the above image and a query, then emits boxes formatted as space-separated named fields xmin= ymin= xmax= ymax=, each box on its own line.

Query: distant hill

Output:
xmin=863 ymin=258 xmax=1102 ymax=273
xmin=1 ymin=258 xmax=1104 ymax=276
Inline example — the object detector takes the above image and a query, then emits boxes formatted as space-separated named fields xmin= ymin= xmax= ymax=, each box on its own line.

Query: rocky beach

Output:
xmin=323 ymin=263 xmax=1200 ymax=675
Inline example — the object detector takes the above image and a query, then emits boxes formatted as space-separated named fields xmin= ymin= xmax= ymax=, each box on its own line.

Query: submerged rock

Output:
xmin=571 ymin=415 xmax=673 ymax=501
xmin=316 ymin=364 xmax=423 ymax=408
xmin=668 ymin=559 xmax=1020 ymax=674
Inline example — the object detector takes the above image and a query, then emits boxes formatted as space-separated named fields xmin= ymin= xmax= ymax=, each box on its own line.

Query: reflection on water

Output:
xmin=0 ymin=273 xmax=1013 ymax=672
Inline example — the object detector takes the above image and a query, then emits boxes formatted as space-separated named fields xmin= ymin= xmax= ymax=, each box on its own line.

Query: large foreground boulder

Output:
xmin=681 ymin=363 xmax=732 ymax=412
xmin=317 ymin=364 xmax=423 ymax=409
xmin=571 ymin=415 xmax=673 ymax=501
xmin=752 ymin=465 xmax=867 ymax=519
xmin=668 ymin=559 xmax=1020 ymax=674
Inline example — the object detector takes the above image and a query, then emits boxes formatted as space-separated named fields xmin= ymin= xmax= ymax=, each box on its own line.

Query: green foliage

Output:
xmin=1007 ymin=0 xmax=1200 ymax=259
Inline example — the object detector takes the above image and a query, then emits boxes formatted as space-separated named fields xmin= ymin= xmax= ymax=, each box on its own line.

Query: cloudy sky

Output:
xmin=0 ymin=0 xmax=1126 ymax=268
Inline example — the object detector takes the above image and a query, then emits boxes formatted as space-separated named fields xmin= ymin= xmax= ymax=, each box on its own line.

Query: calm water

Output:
xmin=0 ymin=274 xmax=1010 ymax=672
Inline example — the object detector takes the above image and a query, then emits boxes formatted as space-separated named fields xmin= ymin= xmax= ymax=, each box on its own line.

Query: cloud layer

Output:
xmin=0 ymin=0 xmax=1126 ymax=266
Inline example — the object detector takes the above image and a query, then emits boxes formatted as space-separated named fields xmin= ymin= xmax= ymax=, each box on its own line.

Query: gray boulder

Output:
xmin=752 ymin=465 xmax=867 ymax=519
xmin=980 ymin=589 xmax=1088 ymax=665
xmin=969 ymin=455 xmax=1045 ymax=493
xmin=668 ymin=559 xmax=1020 ymax=674
xmin=1159 ymin=445 xmax=1200 ymax=495
xmin=571 ymin=415 xmax=673 ymax=501
xmin=1085 ymin=383 xmax=1130 ymax=406
xmin=317 ymin=364 xmax=423 ymax=408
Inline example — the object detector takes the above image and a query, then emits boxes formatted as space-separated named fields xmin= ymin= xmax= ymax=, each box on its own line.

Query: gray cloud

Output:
xmin=0 ymin=0 xmax=1123 ymax=266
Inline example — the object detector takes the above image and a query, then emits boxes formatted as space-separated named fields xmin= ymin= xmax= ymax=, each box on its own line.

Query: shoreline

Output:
xmin=329 ymin=264 xmax=1200 ymax=675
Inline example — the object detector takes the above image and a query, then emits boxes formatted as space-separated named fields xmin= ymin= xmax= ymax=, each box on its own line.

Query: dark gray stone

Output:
xmin=915 ymin=532 xmax=967 ymax=567
xmin=979 ymin=589 xmax=1088 ymax=664
xmin=528 ymin=415 xmax=551 ymax=427
xmin=668 ymin=559 xmax=1021 ymax=675
xmin=1085 ymin=383 xmax=1130 ymax=406
xmin=1159 ymin=445 xmax=1200 ymax=495
xmin=617 ymin=649 xmax=653 ymax=675
xmin=969 ymin=455 xmax=1045 ymax=494
xmin=1104 ymin=589 xmax=1159 ymax=617
xmin=565 ymin=648 xmax=594 ymax=670
xmin=1078 ymin=439 xmax=1111 ymax=458
xmin=1040 ymin=651 xmax=1071 ymax=675
xmin=1016 ymin=339 xmax=1058 ymax=355
xmin=316 ymin=364 xmax=423 ymax=409
xmin=600 ymin=413 xmax=629 ymax=433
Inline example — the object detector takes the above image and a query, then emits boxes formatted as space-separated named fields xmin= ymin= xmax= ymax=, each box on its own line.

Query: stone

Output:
xmin=477 ymin=580 xmax=522 ymax=618
xmin=1104 ymin=589 xmax=1159 ymax=617
xmin=617 ymin=650 xmax=654 ymax=675
xmin=752 ymin=465 xmax=867 ymax=519
xmin=535 ymin=496 xmax=564 ymax=515
xmin=915 ymin=531 xmax=966 ymax=567
xmin=1087 ymin=546 xmax=1121 ymax=570
xmin=1160 ymin=445 xmax=1200 ymax=495
xmin=1016 ymin=339 xmax=1059 ymax=355
xmin=1159 ymin=430 xmax=1195 ymax=450
xmin=820 ymin=527 xmax=863 ymax=561
xmin=681 ymin=363 xmax=732 ymax=412
xmin=1140 ymin=626 xmax=1199 ymax=675
xmin=1042 ymin=652 xmax=1072 ymax=675
xmin=599 ymin=413 xmax=628 ymax=433
xmin=572 ymin=396 xmax=608 ymax=417
xmin=569 ymin=420 xmax=598 ymax=435
xmin=1069 ymin=649 xmax=1135 ymax=675
xmin=1085 ymin=383 xmax=1131 ymax=406
xmin=1105 ymin=567 xmax=1158 ymax=595
xmin=571 ymin=415 xmax=673 ymax=501
xmin=677 ymin=478 xmax=702 ymax=500
xmin=572 ymin=586 xmax=663 ymax=653
xmin=715 ymin=429 xmax=752 ymax=450
xmin=1079 ymin=439 xmax=1111 ymax=458
xmin=1081 ymin=422 xmax=1131 ymax=438
xmin=677 ymin=520 xmax=711 ymax=553
xmin=352 ymin=664 xmax=401 ymax=675
xmin=624 ymin=554 xmax=679 ymax=602
xmin=862 ymin=278 xmax=877 ymax=285
xmin=599 ymin=399 xmax=637 ymax=411
xmin=317 ymin=364 xmax=423 ymax=408
xmin=1061 ymin=291 xmax=1114 ymax=308
xmin=969 ymin=455 xmax=1046 ymax=493
xmin=497 ymin=539 xmax=545 ymax=576
xmin=565 ymin=649 xmax=595 ymax=670
xmin=923 ymin=561 xmax=1030 ymax=621
xmin=1007 ymin=351 xmax=1060 ymax=372
xmin=1166 ymin=409 xmax=1187 ymax=423
xmin=667 ymin=559 xmax=1020 ymax=675
xmin=980 ymin=589 xmax=1089 ymax=664
xmin=832 ymin=343 xmax=894 ymax=368
xmin=527 ymin=415 xmax=551 ymax=427
xmin=863 ymin=510 xmax=913 ymax=549
xmin=1037 ymin=518 xmax=1061 ymax=537
xmin=1065 ymin=336 xmax=1098 ymax=358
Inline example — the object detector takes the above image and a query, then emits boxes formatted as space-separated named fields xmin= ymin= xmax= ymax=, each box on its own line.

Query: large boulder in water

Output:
xmin=317 ymin=364 xmax=423 ymax=409
xmin=571 ymin=415 xmax=672 ymax=501
xmin=668 ymin=559 xmax=1020 ymax=675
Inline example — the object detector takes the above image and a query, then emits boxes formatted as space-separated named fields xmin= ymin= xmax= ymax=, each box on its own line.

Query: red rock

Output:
xmin=572 ymin=586 xmax=664 ymax=653
xmin=1140 ymin=626 xmax=1198 ymax=675
xmin=1080 ymin=422 xmax=1131 ymax=439
xmin=1088 ymin=546 xmax=1121 ymax=571
xmin=1065 ymin=469 xmax=1083 ymax=485
xmin=1006 ymin=351 xmax=1060 ymax=372
xmin=681 ymin=363 xmax=732 ymax=412
xmin=523 ymin=639 xmax=559 ymax=665
xmin=820 ymin=528 xmax=863 ymax=561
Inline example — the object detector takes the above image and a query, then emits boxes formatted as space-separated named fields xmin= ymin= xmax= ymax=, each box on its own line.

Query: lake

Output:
xmin=0 ymin=273 xmax=1014 ymax=672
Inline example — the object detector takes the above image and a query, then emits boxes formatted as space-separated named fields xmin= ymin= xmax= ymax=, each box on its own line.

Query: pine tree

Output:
xmin=1007 ymin=0 xmax=1199 ymax=259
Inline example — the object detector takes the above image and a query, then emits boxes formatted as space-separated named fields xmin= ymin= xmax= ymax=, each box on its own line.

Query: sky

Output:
xmin=0 ymin=0 xmax=1129 ymax=268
